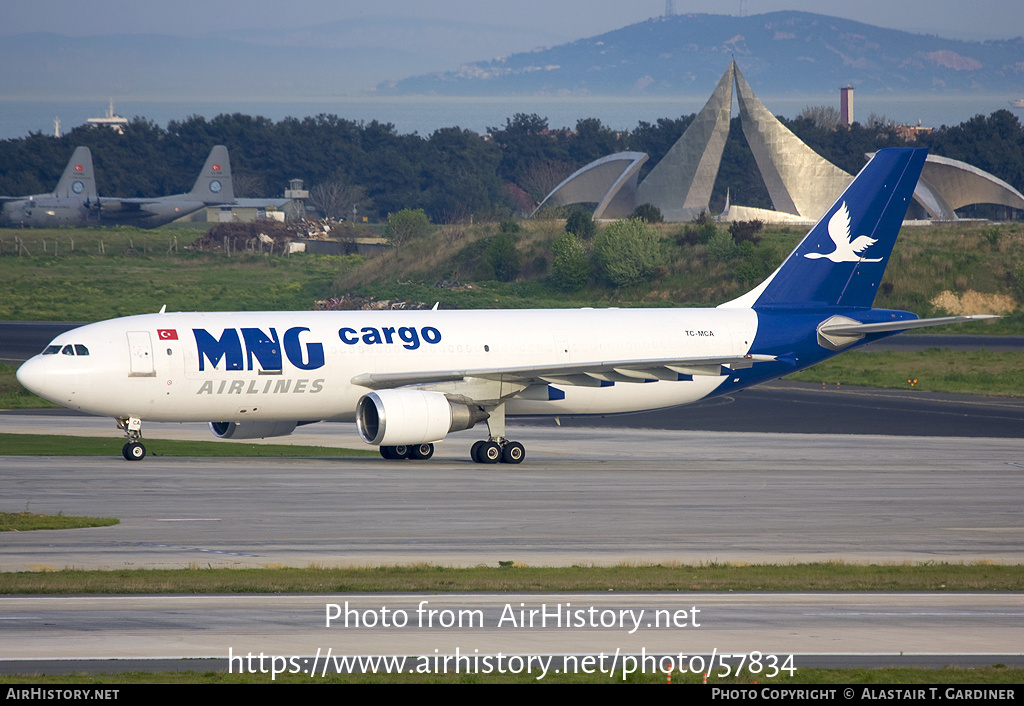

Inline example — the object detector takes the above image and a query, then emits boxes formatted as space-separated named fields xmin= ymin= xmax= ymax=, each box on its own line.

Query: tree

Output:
xmin=309 ymin=178 xmax=371 ymax=221
xmin=593 ymin=219 xmax=662 ymax=288
xmin=569 ymin=117 xmax=622 ymax=165
xmin=420 ymin=127 xmax=507 ymax=221
xmin=797 ymin=105 xmax=841 ymax=130
xmin=518 ymin=160 xmax=574 ymax=202
xmin=384 ymin=208 xmax=432 ymax=247
xmin=487 ymin=113 xmax=571 ymax=192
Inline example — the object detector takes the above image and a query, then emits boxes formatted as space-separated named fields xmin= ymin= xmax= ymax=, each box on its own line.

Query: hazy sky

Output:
xmin=3 ymin=0 xmax=1022 ymax=43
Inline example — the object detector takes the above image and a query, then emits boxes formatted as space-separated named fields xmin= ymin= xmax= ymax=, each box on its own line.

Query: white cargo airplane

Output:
xmin=17 ymin=148 xmax=993 ymax=463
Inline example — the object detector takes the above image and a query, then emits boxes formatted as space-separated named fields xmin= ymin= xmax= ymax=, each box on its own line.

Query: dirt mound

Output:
xmin=930 ymin=290 xmax=1017 ymax=315
xmin=189 ymin=218 xmax=339 ymax=253
xmin=313 ymin=295 xmax=436 ymax=311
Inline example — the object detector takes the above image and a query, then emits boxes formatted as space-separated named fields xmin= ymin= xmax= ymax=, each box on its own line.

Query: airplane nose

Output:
xmin=16 ymin=356 xmax=48 ymax=398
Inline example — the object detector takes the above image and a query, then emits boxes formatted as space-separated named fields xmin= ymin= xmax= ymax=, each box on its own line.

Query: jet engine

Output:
xmin=356 ymin=390 xmax=488 ymax=446
xmin=209 ymin=420 xmax=299 ymax=439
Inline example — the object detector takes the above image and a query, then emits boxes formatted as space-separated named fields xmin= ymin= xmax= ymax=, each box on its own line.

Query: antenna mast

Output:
xmin=665 ymin=0 xmax=675 ymax=17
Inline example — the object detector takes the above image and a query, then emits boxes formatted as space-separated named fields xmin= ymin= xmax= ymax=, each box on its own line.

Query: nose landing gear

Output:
xmin=117 ymin=417 xmax=146 ymax=461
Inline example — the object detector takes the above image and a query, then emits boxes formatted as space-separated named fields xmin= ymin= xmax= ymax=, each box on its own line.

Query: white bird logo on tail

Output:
xmin=804 ymin=202 xmax=881 ymax=263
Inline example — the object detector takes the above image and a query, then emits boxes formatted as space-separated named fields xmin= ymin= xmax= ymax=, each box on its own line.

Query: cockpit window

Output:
xmin=61 ymin=345 xmax=75 ymax=355
xmin=74 ymin=345 xmax=90 ymax=356
xmin=43 ymin=345 xmax=61 ymax=355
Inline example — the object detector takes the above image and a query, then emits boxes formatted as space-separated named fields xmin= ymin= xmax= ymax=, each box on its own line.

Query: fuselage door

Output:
xmin=127 ymin=331 xmax=156 ymax=377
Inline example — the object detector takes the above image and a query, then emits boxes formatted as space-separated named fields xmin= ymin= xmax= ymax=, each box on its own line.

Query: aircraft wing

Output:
xmin=101 ymin=198 xmax=166 ymax=208
xmin=350 ymin=353 xmax=779 ymax=390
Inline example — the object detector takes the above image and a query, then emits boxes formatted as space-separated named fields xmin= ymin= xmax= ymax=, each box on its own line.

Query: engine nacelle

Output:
xmin=209 ymin=420 xmax=299 ymax=439
xmin=356 ymin=390 xmax=487 ymax=446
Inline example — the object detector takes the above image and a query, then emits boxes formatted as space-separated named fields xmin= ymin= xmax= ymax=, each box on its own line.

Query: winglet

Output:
xmin=189 ymin=145 xmax=234 ymax=204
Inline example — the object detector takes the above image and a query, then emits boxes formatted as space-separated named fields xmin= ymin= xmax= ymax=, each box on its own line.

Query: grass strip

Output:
xmin=0 ymin=433 xmax=375 ymax=458
xmin=0 ymin=512 xmax=118 ymax=531
xmin=786 ymin=349 xmax=1024 ymax=397
xmin=2 ymin=563 xmax=1022 ymax=594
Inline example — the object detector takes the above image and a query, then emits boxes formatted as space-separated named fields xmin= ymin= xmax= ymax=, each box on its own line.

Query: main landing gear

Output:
xmin=470 ymin=438 xmax=525 ymax=464
xmin=117 ymin=417 xmax=146 ymax=461
xmin=469 ymin=403 xmax=525 ymax=464
xmin=379 ymin=443 xmax=434 ymax=461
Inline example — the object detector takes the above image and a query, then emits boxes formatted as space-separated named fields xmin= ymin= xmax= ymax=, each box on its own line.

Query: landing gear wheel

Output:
xmin=471 ymin=440 xmax=485 ymax=463
xmin=475 ymin=441 xmax=502 ymax=464
xmin=410 ymin=443 xmax=434 ymax=460
xmin=501 ymin=441 xmax=525 ymax=464
xmin=122 ymin=442 xmax=146 ymax=461
xmin=380 ymin=445 xmax=412 ymax=460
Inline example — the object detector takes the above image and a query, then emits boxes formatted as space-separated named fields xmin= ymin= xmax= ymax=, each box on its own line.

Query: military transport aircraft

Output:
xmin=0 ymin=146 xmax=100 ymax=227
xmin=1 ymin=145 xmax=234 ymax=229
xmin=17 ymin=149 xmax=993 ymax=463
xmin=89 ymin=144 xmax=234 ymax=228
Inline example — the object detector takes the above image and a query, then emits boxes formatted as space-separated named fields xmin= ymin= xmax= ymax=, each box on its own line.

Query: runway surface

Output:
xmin=3 ymin=327 xmax=1023 ymax=674
xmin=3 ymin=421 xmax=1023 ymax=569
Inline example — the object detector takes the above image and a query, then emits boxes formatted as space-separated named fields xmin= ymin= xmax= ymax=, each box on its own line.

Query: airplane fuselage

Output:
xmin=92 ymin=197 xmax=210 ymax=229
xmin=18 ymin=308 xmax=779 ymax=422
xmin=0 ymin=196 xmax=95 ymax=228
xmin=15 ymin=304 xmax=910 ymax=426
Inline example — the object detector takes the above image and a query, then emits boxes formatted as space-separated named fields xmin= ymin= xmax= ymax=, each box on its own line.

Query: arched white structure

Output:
xmin=537 ymin=62 xmax=1024 ymax=223
xmin=533 ymin=152 xmax=648 ymax=219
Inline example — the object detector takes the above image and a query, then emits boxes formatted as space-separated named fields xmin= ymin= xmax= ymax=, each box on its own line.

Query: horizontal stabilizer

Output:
xmin=819 ymin=315 xmax=1000 ymax=336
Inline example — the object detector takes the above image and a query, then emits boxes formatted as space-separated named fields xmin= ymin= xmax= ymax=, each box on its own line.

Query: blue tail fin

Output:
xmin=722 ymin=148 xmax=927 ymax=309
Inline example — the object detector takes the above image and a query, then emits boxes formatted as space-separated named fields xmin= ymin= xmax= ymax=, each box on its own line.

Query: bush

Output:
xmin=630 ymin=203 xmax=664 ymax=223
xmin=484 ymin=232 xmax=521 ymax=282
xmin=384 ymin=208 xmax=432 ymax=247
xmin=729 ymin=219 xmax=764 ymax=244
xmin=565 ymin=210 xmax=597 ymax=240
xmin=498 ymin=219 xmax=522 ymax=236
xmin=705 ymin=230 xmax=737 ymax=262
xmin=550 ymin=232 xmax=591 ymax=291
xmin=675 ymin=213 xmax=719 ymax=247
xmin=593 ymin=219 xmax=662 ymax=288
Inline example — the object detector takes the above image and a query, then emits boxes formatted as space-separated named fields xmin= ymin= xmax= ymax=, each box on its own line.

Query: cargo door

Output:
xmin=127 ymin=331 xmax=156 ymax=377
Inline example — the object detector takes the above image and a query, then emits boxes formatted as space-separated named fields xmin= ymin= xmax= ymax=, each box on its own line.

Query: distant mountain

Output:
xmin=380 ymin=11 xmax=1024 ymax=97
